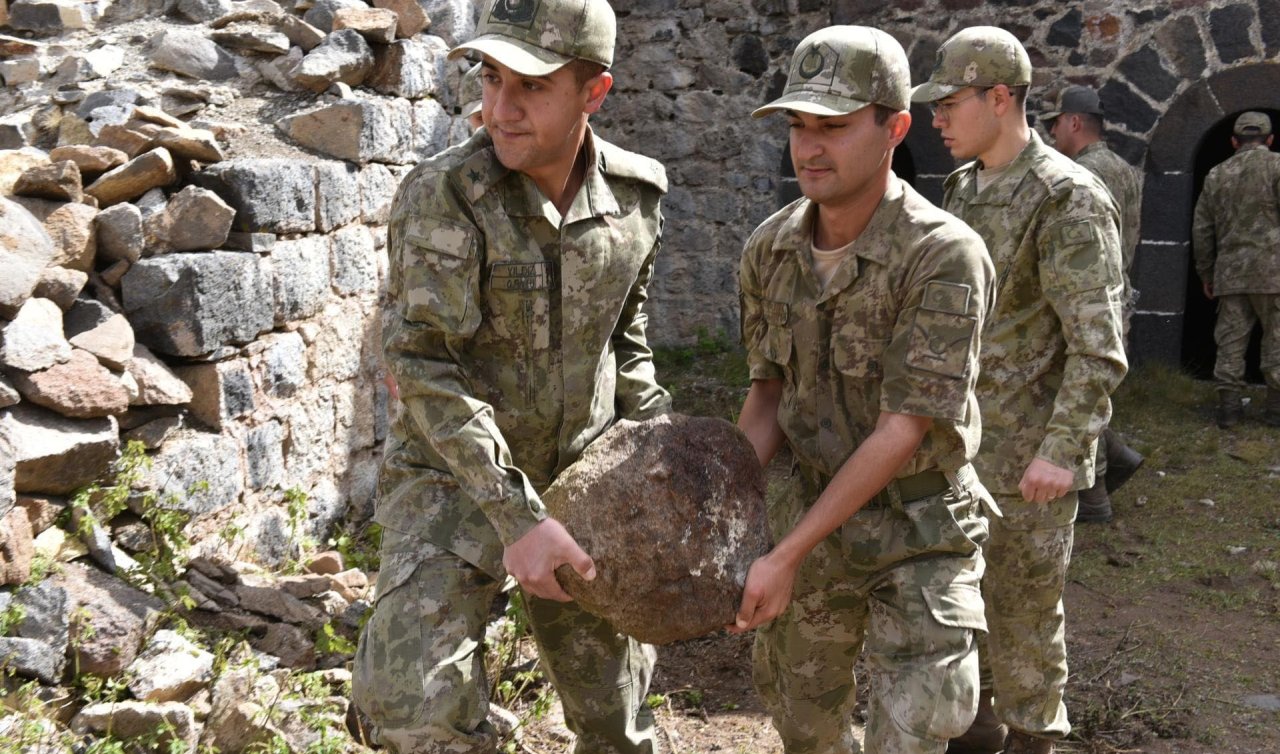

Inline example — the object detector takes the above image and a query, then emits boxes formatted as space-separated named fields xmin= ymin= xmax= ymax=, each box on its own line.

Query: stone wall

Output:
xmin=595 ymin=0 xmax=1280 ymax=365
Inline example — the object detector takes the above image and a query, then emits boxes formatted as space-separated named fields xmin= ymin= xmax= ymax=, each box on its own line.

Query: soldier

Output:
xmin=912 ymin=27 xmax=1127 ymax=754
xmin=1192 ymin=111 xmax=1280 ymax=428
xmin=350 ymin=1 xmax=672 ymax=752
xmin=733 ymin=26 xmax=996 ymax=754
xmin=1042 ymin=85 xmax=1145 ymax=522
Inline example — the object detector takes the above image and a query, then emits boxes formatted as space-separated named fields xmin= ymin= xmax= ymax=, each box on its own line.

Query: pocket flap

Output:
xmin=921 ymin=583 xmax=986 ymax=631
xmin=404 ymin=216 xmax=477 ymax=260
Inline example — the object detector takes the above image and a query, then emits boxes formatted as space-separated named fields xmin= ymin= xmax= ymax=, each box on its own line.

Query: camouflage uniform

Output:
xmin=1193 ymin=137 xmax=1280 ymax=393
xmin=942 ymin=131 xmax=1128 ymax=738
xmin=741 ymin=29 xmax=998 ymax=753
xmin=352 ymin=1 xmax=671 ymax=750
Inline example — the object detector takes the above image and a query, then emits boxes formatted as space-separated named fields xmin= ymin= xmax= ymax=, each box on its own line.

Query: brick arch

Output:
xmin=1131 ymin=62 xmax=1280 ymax=367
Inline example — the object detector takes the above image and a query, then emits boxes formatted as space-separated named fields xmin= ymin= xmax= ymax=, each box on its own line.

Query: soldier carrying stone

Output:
xmin=350 ymin=0 xmax=673 ymax=751
xmin=1042 ymin=85 xmax=1145 ymax=522
xmin=1192 ymin=110 xmax=1280 ymax=428
xmin=912 ymin=27 xmax=1128 ymax=754
xmin=732 ymin=25 xmax=996 ymax=754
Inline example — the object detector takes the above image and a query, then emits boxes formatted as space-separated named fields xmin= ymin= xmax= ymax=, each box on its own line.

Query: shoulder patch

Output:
xmin=404 ymin=216 xmax=477 ymax=260
xmin=1056 ymin=219 xmax=1097 ymax=247
xmin=921 ymin=280 xmax=972 ymax=315
xmin=597 ymin=140 xmax=668 ymax=193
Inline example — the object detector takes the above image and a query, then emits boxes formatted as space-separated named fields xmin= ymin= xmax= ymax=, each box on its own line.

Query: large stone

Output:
xmin=126 ymin=343 xmax=193 ymax=406
xmin=271 ymin=235 xmax=331 ymax=324
xmin=84 ymin=147 xmax=177 ymax=207
xmin=151 ymin=127 xmax=225 ymax=164
xmin=279 ymin=13 xmax=326 ymax=51
xmin=417 ymin=0 xmax=474 ymax=45
xmin=1210 ymin=4 xmax=1257 ymax=64
xmin=368 ymin=36 xmax=442 ymax=99
xmin=176 ymin=0 xmax=233 ymax=23
xmin=194 ymin=159 xmax=316 ymax=234
xmin=293 ymin=29 xmax=375 ymax=92
xmin=209 ymin=28 xmax=292 ymax=55
xmin=0 ymin=505 xmax=34 ymax=585
xmin=149 ymin=185 xmax=235 ymax=253
xmin=331 ymin=223 xmax=378 ymax=297
xmin=95 ymin=202 xmax=144 ymax=264
xmin=126 ymin=629 xmax=215 ymax=702
xmin=316 ymin=160 xmax=361 ymax=231
xmin=55 ymin=559 xmax=165 ymax=675
xmin=301 ymin=0 xmax=365 ymax=32
xmin=11 ymin=578 xmax=69 ymax=681
xmin=121 ymin=251 xmax=273 ymax=357
xmin=13 ymin=161 xmax=83 ymax=202
xmin=5 ymin=0 xmax=88 ymax=34
xmin=43 ymin=201 xmax=98 ymax=273
xmin=149 ymin=29 xmax=238 ymax=80
xmin=372 ymin=0 xmax=427 ymax=37
xmin=332 ymin=6 xmax=398 ymax=44
xmin=71 ymin=701 xmax=197 ymax=751
xmin=2 ymin=404 xmax=118 ymax=495
xmin=145 ymin=430 xmax=242 ymax=515
xmin=0 ymin=110 xmax=38 ymax=150
xmin=65 ymin=298 xmax=135 ymax=369
xmin=412 ymin=98 xmax=452 ymax=160
xmin=0 ymin=56 xmax=42 ymax=86
xmin=0 ymin=197 xmax=56 ymax=319
xmin=175 ymin=357 xmax=254 ymax=431
xmin=542 ymin=413 xmax=770 ymax=644
xmin=0 ymin=298 xmax=71 ymax=372
xmin=0 ymin=375 xmax=17 ymax=408
xmin=0 ymin=637 xmax=62 ymax=682
xmin=10 ymin=349 xmax=130 ymax=418
xmin=278 ymin=97 xmax=413 ymax=164
xmin=54 ymin=46 xmax=125 ymax=82
xmin=33 ymin=267 xmax=88 ymax=310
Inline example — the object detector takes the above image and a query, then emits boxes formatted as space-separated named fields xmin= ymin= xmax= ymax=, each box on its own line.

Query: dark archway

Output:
xmin=1180 ymin=109 xmax=1280 ymax=381
xmin=1133 ymin=63 xmax=1280 ymax=368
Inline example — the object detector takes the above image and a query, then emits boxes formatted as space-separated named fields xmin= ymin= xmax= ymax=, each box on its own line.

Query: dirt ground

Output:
xmin=499 ymin=355 xmax=1280 ymax=754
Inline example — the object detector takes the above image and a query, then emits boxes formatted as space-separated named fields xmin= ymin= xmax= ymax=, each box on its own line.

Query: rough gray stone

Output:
xmin=5 ymin=0 xmax=89 ymax=35
xmin=0 ymin=197 xmax=57 ymax=319
xmin=279 ymin=97 xmax=414 ymax=164
xmin=0 ymin=637 xmax=62 ymax=683
xmin=11 ymin=580 xmax=68 ymax=679
xmin=316 ymin=160 xmax=361 ymax=231
xmin=271 ymin=235 xmax=331 ymax=325
xmin=418 ymin=0 xmax=476 ymax=45
xmin=149 ymin=29 xmax=238 ymax=80
xmin=71 ymin=701 xmax=197 ymax=751
xmin=122 ymin=251 xmax=273 ymax=357
xmin=302 ymin=0 xmax=366 ymax=32
xmin=66 ymin=298 xmax=135 ymax=370
xmin=246 ymin=420 xmax=285 ymax=490
xmin=176 ymin=0 xmax=234 ymax=23
xmin=95 ymin=202 xmax=145 ymax=264
xmin=175 ymin=358 xmax=255 ymax=431
xmin=359 ymin=162 xmax=397 ymax=223
xmin=257 ymin=330 xmax=307 ymax=398
xmin=293 ymin=28 xmax=375 ymax=92
xmin=2 ymin=404 xmax=117 ymax=495
xmin=210 ymin=28 xmax=292 ymax=55
xmin=126 ymin=343 xmax=193 ymax=406
xmin=412 ymin=98 xmax=452 ymax=160
xmin=1210 ymin=4 xmax=1257 ymax=64
xmin=194 ymin=159 xmax=317 ymax=234
xmin=0 ymin=375 xmax=17 ymax=408
xmin=280 ymin=14 xmax=326 ymax=51
xmin=1 ymin=297 xmax=72 ymax=372
xmin=330 ymin=223 xmax=378 ymax=297
xmin=154 ymin=185 xmax=235 ymax=252
xmin=126 ymin=629 xmax=215 ymax=703
xmin=368 ymin=36 xmax=441 ymax=99
xmin=32 ymin=267 xmax=89 ymax=311
xmin=0 ymin=505 xmax=34 ymax=585
xmin=145 ymin=431 xmax=243 ymax=515
xmin=543 ymin=413 xmax=770 ymax=644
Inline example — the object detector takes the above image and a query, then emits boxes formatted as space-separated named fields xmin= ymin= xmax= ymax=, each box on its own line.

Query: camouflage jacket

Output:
xmin=378 ymin=128 xmax=672 ymax=578
xmin=1192 ymin=143 xmax=1280 ymax=295
xmin=1076 ymin=141 xmax=1141 ymax=282
xmin=944 ymin=132 xmax=1127 ymax=494
xmin=740 ymin=175 xmax=995 ymax=480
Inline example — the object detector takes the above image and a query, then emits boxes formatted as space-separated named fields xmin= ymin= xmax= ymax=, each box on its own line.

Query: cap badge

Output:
xmin=491 ymin=0 xmax=537 ymax=25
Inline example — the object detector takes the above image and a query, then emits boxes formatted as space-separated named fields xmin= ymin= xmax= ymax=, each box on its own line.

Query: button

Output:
xmin=820 ymin=418 xmax=832 ymax=429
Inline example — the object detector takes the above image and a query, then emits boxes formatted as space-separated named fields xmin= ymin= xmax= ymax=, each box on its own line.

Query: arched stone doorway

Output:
xmin=1134 ymin=63 xmax=1280 ymax=369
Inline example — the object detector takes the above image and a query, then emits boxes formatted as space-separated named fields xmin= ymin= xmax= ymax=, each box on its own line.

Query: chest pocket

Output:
xmin=906 ymin=280 xmax=976 ymax=380
xmin=486 ymin=261 xmax=552 ymax=351
xmin=400 ymin=216 xmax=478 ymax=334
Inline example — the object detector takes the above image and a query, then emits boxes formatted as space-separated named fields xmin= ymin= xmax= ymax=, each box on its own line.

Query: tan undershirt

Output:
xmin=810 ymin=238 xmax=855 ymax=292
xmin=976 ymin=161 xmax=1013 ymax=193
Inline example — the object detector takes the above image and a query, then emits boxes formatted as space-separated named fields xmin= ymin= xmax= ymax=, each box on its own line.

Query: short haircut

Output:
xmin=1007 ymin=85 xmax=1029 ymax=107
xmin=567 ymin=59 xmax=607 ymax=87
xmin=873 ymin=104 xmax=897 ymax=126
xmin=1238 ymin=134 xmax=1268 ymax=146
xmin=1079 ymin=112 xmax=1104 ymax=134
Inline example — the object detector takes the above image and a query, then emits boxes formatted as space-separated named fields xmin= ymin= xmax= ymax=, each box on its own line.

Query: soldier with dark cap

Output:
xmin=350 ymin=0 xmax=672 ymax=751
xmin=912 ymin=27 xmax=1127 ymax=754
xmin=733 ymin=24 xmax=996 ymax=754
xmin=1042 ymin=84 xmax=1146 ymax=522
xmin=1193 ymin=110 xmax=1280 ymax=428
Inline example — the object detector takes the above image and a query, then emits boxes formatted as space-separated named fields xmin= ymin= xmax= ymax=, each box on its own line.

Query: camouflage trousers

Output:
xmin=1213 ymin=293 xmax=1280 ymax=391
xmin=351 ymin=527 xmax=658 ymax=754
xmin=753 ymin=469 xmax=989 ymax=754
xmin=976 ymin=492 xmax=1075 ymax=740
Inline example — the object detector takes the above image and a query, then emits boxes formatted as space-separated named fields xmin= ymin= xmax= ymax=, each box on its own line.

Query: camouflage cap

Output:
xmin=460 ymin=63 xmax=483 ymax=118
xmin=752 ymin=26 xmax=910 ymax=119
xmin=910 ymin=26 xmax=1032 ymax=103
xmin=1234 ymin=111 xmax=1272 ymax=137
xmin=447 ymin=0 xmax=616 ymax=77
xmin=1041 ymin=85 xmax=1103 ymax=122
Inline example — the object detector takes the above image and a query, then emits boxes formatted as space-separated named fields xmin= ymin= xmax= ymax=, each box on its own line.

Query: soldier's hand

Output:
xmin=503 ymin=518 xmax=595 ymax=603
xmin=726 ymin=553 xmax=796 ymax=634
xmin=1202 ymin=281 xmax=1215 ymax=300
xmin=1019 ymin=458 xmax=1074 ymax=504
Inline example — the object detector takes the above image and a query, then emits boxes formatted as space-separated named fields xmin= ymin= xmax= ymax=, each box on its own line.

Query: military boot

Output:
xmin=1216 ymin=390 xmax=1243 ymax=429
xmin=1003 ymin=730 xmax=1054 ymax=754
xmin=1263 ymin=389 xmax=1280 ymax=427
xmin=1076 ymin=476 xmax=1112 ymax=523
xmin=1102 ymin=428 xmax=1144 ymax=493
xmin=947 ymin=691 xmax=1007 ymax=754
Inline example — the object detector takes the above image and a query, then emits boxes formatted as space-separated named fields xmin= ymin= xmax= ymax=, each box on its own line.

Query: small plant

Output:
xmin=314 ymin=621 xmax=356 ymax=657
xmin=0 ymin=602 xmax=26 ymax=636
xmin=327 ymin=521 xmax=382 ymax=573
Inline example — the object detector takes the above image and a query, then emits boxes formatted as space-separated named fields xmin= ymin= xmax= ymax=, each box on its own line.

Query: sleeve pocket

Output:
xmin=1047 ymin=219 xmax=1120 ymax=294
xmin=399 ymin=216 xmax=479 ymax=332
xmin=906 ymin=308 xmax=977 ymax=379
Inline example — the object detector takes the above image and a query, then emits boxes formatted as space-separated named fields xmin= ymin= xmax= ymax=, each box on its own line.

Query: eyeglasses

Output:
xmin=929 ymin=88 xmax=992 ymax=118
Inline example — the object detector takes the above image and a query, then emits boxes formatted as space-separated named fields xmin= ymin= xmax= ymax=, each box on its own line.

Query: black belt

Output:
xmin=797 ymin=464 xmax=975 ymax=508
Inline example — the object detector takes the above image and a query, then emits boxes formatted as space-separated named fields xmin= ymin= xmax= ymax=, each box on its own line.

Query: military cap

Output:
xmin=910 ymin=26 xmax=1032 ymax=103
xmin=752 ymin=26 xmax=910 ymax=119
xmin=447 ymin=0 xmax=615 ymax=77
xmin=1234 ymin=111 xmax=1272 ymax=137
xmin=1041 ymin=85 xmax=1103 ymax=122
xmin=460 ymin=63 xmax=483 ymax=119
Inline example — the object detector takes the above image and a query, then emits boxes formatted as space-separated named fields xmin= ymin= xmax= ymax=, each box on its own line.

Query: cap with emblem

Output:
xmin=447 ymin=0 xmax=615 ymax=77
xmin=460 ymin=63 xmax=483 ymax=118
xmin=910 ymin=26 xmax=1031 ymax=103
xmin=1234 ymin=111 xmax=1272 ymax=137
xmin=1041 ymin=85 xmax=1103 ymax=122
xmin=752 ymin=26 xmax=910 ymax=119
